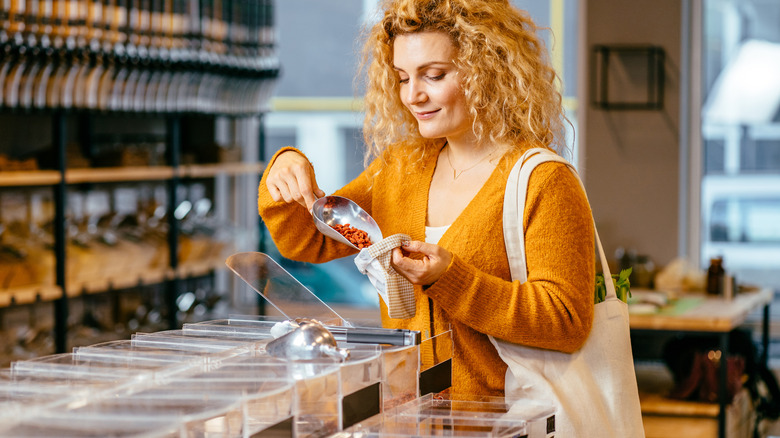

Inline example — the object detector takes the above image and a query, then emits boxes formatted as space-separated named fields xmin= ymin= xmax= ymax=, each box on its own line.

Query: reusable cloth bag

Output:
xmin=489 ymin=148 xmax=645 ymax=438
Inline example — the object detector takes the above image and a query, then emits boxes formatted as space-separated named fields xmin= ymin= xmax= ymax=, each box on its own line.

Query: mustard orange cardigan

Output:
xmin=257 ymin=145 xmax=595 ymax=396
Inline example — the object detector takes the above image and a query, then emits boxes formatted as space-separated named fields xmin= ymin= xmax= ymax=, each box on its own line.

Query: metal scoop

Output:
xmin=311 ymin=195 xmax=383 ymax=250
xmin=266 ymin=319 xmax=350 ymax=361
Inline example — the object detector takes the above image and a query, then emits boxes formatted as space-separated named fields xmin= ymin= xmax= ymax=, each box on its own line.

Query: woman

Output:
xmin=258 ymin=0 xmax=594 ymax=399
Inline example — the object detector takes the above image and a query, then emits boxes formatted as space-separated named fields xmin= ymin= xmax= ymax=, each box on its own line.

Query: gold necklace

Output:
xmin=445 ymin=146 xmax=494 ymax=180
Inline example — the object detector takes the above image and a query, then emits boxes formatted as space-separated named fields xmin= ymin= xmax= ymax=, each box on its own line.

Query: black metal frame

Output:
xmin=257 ymin=113 xmax=267 ymax=316
xmin=165 ymin=116 xmax=182 ymax=330
xmin=591 ymin=45 xmax=665 ymax=110
xmin=52 ymin=111 xmax=68 ymax=353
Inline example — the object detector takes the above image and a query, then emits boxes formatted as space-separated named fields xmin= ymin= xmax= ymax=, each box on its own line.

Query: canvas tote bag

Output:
xmin=489 ymin=148 xmax=645 ymax=438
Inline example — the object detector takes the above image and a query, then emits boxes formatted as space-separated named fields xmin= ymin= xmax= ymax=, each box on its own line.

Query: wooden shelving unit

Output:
xmin=0 ymin=170 xmax=61 ymax=187
xmin=0 ymin=114 xmax=269 ymax=354
xmin=1 ymin=256 xmax=231 ymax=306
xmin=182 ymin=162 xmax=266 ymax=178
xmin=65 ymin=166 xmax=177 ymax=183
xmin=0 ymin=163 xmax=265 ymax=186
xmin=0 ymin=284 xmax=61 ymax=307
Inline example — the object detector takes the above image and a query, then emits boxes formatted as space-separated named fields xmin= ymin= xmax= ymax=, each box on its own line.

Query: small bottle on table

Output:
xmin=706 ymin=257 xmax=725 ymax=296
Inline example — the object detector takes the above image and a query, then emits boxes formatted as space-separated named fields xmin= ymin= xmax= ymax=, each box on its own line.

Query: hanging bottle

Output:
xmin=3 ymin=43 xmax=29 ymax=108
xmin=8 ymin=0 xmax=25 ymax=41
xmin=86 ymin=0 xmax=102 ymax=47
xmin=2 ymin=0 xmax=11 ymax=41
xmin=64 ymin=0 xmax=80 ymax=48
xmin=18 ymin=45 xmax=43 ymax=108
xmin=32 ymin=43 xmax=54 ymax=108
xmin=39 ymin=0 xmax=54 ymax=43
xmin=113 ymin=0 xmax=127 ymax=45
xmin=23 ymin=0 xmax=38 ymax=42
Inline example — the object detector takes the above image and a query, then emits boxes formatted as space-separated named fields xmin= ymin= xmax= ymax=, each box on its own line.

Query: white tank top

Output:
xmin=425 ymin=224 xmax=450 ymax=245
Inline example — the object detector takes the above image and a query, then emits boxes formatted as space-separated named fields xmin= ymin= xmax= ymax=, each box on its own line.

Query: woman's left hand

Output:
xmin=391 ymin=240 xmax=452 ymax=286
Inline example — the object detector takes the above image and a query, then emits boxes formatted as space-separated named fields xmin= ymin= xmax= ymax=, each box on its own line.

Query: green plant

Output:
xmin=595 ymin=267 xmax=632 ymax=304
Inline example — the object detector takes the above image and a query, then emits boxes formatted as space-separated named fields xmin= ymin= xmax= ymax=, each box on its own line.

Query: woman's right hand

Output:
xmin=265 ymin=150 xmax=326 ymax=211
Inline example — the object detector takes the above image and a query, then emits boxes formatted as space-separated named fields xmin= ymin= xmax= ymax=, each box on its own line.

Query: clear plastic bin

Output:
xmin=256 ymin=346 xmax=383 ymax=434
xmin=220 ymin=355 xmax=343 ymax=437
xmin=191 ymin=355 xmax=294 ymax=381
xmin=178 ymin=325 xmax=383 ymax=432
xmin=184 ymin=316 xmax=420 ymax=346
xmin=49 ymin=390 xmax=240 ymax=437
xmin=10 ymin=353 xmax=169 ymax=384
xmin=419 ymin=330 xmax=454 ymax=396
xmin=72 ymin=339 xmax=239 ymax=372
xmin=0 ymin=411 xmax=182 ymax=437
xmin=185 ymin=318 xmax=420 ymax=413
xmin=1 ymin=377 xmax=289 ymax=437
xmin=118 ymin=380 xmax=293 ymax=437
xmin=0 ymin=353 xmax=321 ymax=438
xmin=130 ymin=329 xmax=267 ymax=354
xmin=345 ymin=343 xmax=419 ymax=411
xmin=225 ymin=341 xmax=382 ymax=434
xmin=393 ymin=394 xmax=555 ymax=437
xmin=0 ymin=367 xmax=114 ymax=401
xmin=336 ymin=413 xmax=528 ymax=438
xmin=182 ymin=315 xmax=286 ymax=340
xmin=0 ymin=370 xmax=90 ymax=425
xmin=331 ymin=348 xmax=383 ymax=430
xmin=157 ymin=364 xmax=297 ymax=437
xmin=339 ymin=393 xmax=556 ymax=438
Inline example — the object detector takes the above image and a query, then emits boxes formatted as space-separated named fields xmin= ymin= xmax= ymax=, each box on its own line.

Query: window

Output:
xmin=696 ymin=0 xmax=780 ymax=288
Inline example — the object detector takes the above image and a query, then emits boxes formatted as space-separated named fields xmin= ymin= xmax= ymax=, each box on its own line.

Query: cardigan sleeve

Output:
xmin=257 ymin=147 xmax=381 ymax=264
xmin=424 ymin=162 xmax=595 ymax=353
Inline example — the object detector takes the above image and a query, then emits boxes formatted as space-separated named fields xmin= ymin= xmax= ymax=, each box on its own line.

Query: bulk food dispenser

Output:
xmin=187 ymin=252 xmax=454 ymax=411
xmin=335 ymin=393 xmax=556 ymax=438
xmin=0 ymin=251 xmax=556 ymax=437
xmin=0 ymin=252 xmax=454 ymax=437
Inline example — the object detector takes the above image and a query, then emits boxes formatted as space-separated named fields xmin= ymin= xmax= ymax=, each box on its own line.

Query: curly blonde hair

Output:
xmin=360 ymin=0 xmax=567 ymax=167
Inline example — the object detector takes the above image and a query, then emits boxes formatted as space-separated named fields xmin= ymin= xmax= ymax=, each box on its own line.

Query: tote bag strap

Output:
xmin=503 ymin=148 xmax=617 ymax=300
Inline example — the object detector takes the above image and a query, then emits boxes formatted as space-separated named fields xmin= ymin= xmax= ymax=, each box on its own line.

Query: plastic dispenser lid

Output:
xmin=226 ymin=252 xmax=351 ymax=327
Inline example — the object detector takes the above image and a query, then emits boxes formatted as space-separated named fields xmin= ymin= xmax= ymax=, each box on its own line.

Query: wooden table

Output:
xmin=630 ymin=288 xmax=773 ymax=438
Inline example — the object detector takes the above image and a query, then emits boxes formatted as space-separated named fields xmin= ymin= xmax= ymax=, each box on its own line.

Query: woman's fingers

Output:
xmin=267 ymin=183 xmax=284 ymax=203
xmin=266 ymin=151 xmax=323 ymax=209
xmin=391 ymin=241 xmax=452 ymax=285
xmin=296 ymin=174 xmax=324 ymax=211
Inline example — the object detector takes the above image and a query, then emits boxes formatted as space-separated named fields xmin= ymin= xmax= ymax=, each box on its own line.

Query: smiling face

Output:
xmin=393 ymin=31 xmax=473 ymax=143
